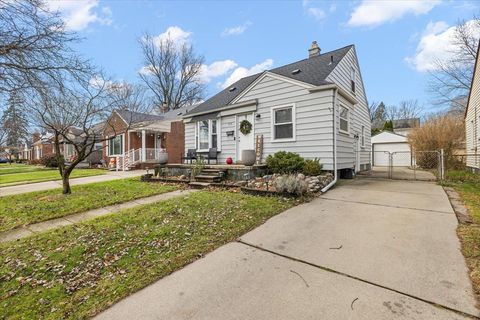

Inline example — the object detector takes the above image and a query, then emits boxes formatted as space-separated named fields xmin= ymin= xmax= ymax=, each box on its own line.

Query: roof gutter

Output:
xmin=309 ymin=84 xmax=357 ymax=105
xmin=183 ymin=99 xmax=258 ymax=119
xmin=321 ymin=87 xmax=338 ymax=193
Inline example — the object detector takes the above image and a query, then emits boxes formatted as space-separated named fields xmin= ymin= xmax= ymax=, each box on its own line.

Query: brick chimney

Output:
xmin=308 ymin=41 xmax=321 ymax=58
xmin=32 ymin=132 xmax=40 ymax=143
xmin=160 ymin=102 xmax=169 ymax=113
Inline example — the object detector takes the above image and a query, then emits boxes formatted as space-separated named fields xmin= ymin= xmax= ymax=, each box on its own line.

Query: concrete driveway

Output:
xmin=96 ymin=178 xmax=478 ymax=320
xmin=358 ymin=166 xmax=437 ymax=181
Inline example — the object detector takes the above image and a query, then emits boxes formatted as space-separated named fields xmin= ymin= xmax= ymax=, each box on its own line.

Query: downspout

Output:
xmin=321 ymin=88 xmax=338 ymax=193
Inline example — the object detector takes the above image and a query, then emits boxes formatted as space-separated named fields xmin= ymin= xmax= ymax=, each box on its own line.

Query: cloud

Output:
xmin=197 ymin=60 xmax=238 ymax=83
xmin=406 ymin=20 xmax=480 ymax=72
xmin=153 ymin=26 xmax=191 ymax=47
xmin=221 ymin=59 xmax=274 ymax=89
xmin=46 ymin=0 xmax=112 ymax=31
xmin=347 ymin=0 xmax=440 ymax=28
xmin=302 ymin=0 xmax=326 ymax=21
xmin=221 ymin=21 xmax=252 ymax=36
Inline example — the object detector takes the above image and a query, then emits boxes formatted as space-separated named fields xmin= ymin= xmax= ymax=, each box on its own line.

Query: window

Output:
xmin=272 ymin=105 xmax=295 ymax=141
xmin=108 ymin=135 xmax=123 ymax=156
xmin=196 ymin=119 xmax=220 ymax=150
xmin=361 ymin=125 xmax=365 ymax=147
xmin=211 ymin=120 xmax=218 ymax=148
xmin=64 ymin=144 xmax=75 ymax=158
xmin=350 ymin=67 xmax=356 ymax=93
xmin=339 ymin=105 xmax=349 ymax=133
xmin=198 ymin=120 xmax=209 ymax=150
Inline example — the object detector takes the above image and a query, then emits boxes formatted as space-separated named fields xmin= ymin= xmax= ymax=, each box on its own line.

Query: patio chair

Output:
xmin=207 ymin=148 xmax=218 ymax=164
xmin=181 ymin=149 xmax=197 ymax=164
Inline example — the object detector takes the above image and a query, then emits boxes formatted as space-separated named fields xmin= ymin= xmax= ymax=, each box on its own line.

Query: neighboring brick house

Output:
xmin=31 ymin=132 xmax=54 ymax=161
xmin=103 ymin=107 xmax=188 ymax=170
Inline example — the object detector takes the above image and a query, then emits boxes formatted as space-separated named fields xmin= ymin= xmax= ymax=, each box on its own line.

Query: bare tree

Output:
xmin=139 ymin=32 xmax=204 ymax=112
xmin=429 ymin=16 xmax=480 ymax=110
xmin=386 ymin=100 xmax=423 ymax=120
xmin=27 ymin=74 xmax=147 ymax=194
xmin=0 ymin=0 xmax=88 ymax=94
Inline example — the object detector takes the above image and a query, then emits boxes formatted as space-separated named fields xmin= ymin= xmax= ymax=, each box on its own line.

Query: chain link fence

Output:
xmin=357 ymin=150 xmax=441 ymax=181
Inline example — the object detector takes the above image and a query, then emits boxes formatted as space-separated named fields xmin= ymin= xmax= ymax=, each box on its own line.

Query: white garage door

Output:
xmin=373 ymin=143 xmax=411 ymax=167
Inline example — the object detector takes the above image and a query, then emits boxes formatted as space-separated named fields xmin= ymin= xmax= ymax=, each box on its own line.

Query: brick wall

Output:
xmin=165 ymin=121 xmax=185 ymax=163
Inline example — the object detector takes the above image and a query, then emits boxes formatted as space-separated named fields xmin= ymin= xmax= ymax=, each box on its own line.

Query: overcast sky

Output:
xmin=47 ymin=0 xmax=479 ymax=113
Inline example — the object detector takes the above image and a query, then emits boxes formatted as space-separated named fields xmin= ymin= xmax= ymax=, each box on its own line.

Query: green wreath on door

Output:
xmin=239 ymin=119 xmax=252 ymax=135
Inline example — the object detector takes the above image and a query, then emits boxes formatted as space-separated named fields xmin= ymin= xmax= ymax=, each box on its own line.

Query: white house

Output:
xmin=183 ymin=42 xmax=371 ymax=175
xmin=466 ymin=41 xmax=480 ymax=172
xmin=371 ymin=131 xmax=411 ymax=167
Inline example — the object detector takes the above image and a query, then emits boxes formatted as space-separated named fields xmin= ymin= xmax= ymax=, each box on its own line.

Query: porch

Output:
xmin=149 ymin=163 xmax=268 ymax=182
xmin=111 ymin=128 xmax=167 ymax=171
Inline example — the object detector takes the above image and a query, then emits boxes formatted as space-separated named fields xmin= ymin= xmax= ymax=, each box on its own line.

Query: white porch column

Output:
xmin=141 ymin=130 xmax=146 ymax=162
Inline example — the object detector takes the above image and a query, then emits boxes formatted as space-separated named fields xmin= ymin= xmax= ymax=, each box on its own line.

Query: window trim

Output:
xmin=195 ymin=119 xmax=221 ymax=152
xmin=108 ymin=134 xmax=124 ymax=156
xmin=271 ymin=104 xmax=296 ymax=142
xmin=339 ymin=104 xmax=350 ymax=135
xmin=361 ymin=125 xmax=365 ymax=148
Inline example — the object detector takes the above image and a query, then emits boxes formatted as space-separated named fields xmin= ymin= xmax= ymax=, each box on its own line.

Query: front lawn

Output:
xmin=0 ymin=191 xmax=295 ymax=319
xmin=442 ymin=170 xmax=480 ymax=299
xmin=0 ymin=178 xmax=177 ymax=232
xmin=0 ymin=163 xmax=48 ymax=175
xmin=0 ymin=168 xmax=106 ymax=187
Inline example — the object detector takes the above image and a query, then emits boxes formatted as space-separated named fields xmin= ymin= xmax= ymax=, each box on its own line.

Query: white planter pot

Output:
xmin=242 ymin=150 xmax=256 ymax=166
xmin=158 ymin=153 xmax=168 ymax=164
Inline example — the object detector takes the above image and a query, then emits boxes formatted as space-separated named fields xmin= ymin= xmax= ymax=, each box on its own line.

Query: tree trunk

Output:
xmin=62 ymin=173 xmax=71 ymax=194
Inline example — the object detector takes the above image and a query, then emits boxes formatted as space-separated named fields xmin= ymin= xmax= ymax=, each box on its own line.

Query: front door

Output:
xmin=236 ymin=113 xmax=254 ymax=161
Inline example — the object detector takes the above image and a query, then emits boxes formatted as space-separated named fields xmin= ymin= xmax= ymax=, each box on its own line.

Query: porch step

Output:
xmin=189 ymin=181 xmax=211 ymax=189
xmin=202 ymin=168 xmax=222 ymax=173
xmin=194 ymin=175 xmax=222 ymax=183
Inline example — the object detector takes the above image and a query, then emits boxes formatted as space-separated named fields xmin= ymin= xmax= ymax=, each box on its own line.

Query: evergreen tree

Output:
xmin=382 ymin=120 xmax=394 ymax=132
xmin=0 ymin=91 xmax=29 ymax=148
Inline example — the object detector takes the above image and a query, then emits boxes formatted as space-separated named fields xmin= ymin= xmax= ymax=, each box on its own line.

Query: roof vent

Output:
xmin=291 ymin=69 xmax=301 ymax=75
xmin=329 ymin=55 xmax=334 ymax=65
xmin=228 ymin=87 xmax=236 ymax=92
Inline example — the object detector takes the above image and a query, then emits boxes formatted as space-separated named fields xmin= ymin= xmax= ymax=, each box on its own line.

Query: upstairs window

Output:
xmin=272 ymin=105 xmax=295 ymax=141
xmin=350 ymin=67 xmax=356 ymax=93
xmin=339 ymin=105 xmax=349 ymax=133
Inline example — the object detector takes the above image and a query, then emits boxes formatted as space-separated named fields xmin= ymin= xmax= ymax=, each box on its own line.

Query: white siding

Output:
xmin=184 ymin=122 xmax=196 ymax=152
xmin=236 ymin=75 xmax=335 ymax=170
xmin=466 ymin=50 xmax=480 ymax=169
xmin=326 ymin=47 xmax=371 ymax=170
xmin=219 ymin=115 xmax=236 ymax=163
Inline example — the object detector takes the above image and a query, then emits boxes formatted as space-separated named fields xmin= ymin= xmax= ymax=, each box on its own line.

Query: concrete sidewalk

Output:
xmin=0 ymin=170 xmax=146 ymax=197
xmin=96 ymin=178 xmax=478 ymax=320
xmin=0 ymin=189 xmax=196 ymax=243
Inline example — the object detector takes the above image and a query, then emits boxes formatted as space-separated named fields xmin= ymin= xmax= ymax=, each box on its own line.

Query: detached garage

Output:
xmin=371 ymin=131 xmax=412 ymax=167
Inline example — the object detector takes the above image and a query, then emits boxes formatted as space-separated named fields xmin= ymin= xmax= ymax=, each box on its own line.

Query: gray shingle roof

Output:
xmin=116 ymin=110 xmax=164 ymax=124
xmin=186 ymin=45 xmax=354 ymax=116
